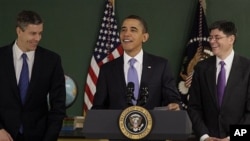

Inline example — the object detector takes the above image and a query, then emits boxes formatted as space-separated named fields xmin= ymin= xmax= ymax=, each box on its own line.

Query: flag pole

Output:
xmin=110 ymin=0 xmax=115 ymax=10
xmin=200 ymin=0 xmax=206 ymax=14
xmin=177 ymin=0 xmax=212 ymax=109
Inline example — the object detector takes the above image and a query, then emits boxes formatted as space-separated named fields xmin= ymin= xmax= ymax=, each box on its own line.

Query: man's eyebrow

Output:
xmin=121 ymin=26 xmax=138 ymax=30
xmin=131 ymin=26 xmax=138 ymax=30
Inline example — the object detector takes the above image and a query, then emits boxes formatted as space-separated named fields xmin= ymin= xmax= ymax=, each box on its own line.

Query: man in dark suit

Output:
xmin=92 ymin=15 xmax=181 ymax=110
xmin=187 ymin=20 xmax=250 ymax=141
xmin=0 ymin=10 xmax=66 ymax=141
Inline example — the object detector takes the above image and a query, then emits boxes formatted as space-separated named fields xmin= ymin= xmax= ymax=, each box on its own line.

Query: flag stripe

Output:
xmin=83 ymin=0 xmax=122 ymax=114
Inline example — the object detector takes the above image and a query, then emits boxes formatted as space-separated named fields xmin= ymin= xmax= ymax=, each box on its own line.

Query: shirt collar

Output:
xmin=13 ymin=40 xmax=35 ymax=60
xmin=216 ymin=50 xmax=234 ymax=66
xmin=124 ymin=49 xmax=143 ymax=65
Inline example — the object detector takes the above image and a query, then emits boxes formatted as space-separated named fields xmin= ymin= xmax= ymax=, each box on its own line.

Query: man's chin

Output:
xmin=28 ymin=46 xmax=37 ymax=51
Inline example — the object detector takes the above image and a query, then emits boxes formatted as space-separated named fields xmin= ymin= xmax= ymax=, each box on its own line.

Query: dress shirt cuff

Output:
xmin=200 ymin=134 xmax=209 ymax=141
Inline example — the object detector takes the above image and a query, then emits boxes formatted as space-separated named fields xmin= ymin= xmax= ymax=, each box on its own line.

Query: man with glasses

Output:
xmin=188 ymin=20 xmax=250 ymax=141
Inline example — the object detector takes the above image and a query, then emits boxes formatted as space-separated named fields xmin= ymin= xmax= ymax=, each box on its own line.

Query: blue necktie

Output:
xmin=127 ymin=58 xmax=139 ymax=105
xmin=217 ymin=61 xmax=226 ymax=107
xmin=19 ymin=53 xmax=29 ymax=105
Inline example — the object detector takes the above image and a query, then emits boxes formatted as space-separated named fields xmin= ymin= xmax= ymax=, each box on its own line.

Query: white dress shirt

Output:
xmin=13 ymin=41 xmax=35 ymax=84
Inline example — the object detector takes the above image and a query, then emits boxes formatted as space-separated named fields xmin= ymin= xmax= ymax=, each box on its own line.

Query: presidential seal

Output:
xmin=119 ymin=106 xmax=153 ymax=140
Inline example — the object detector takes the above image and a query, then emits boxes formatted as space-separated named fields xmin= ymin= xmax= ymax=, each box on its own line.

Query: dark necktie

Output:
xmin=217 ymin=61 xmax=226 ymax=106
xmin=127 ymin=58 xmax=139 ymax=105
xmin=19 ymin=53 xmax=29 ymax=105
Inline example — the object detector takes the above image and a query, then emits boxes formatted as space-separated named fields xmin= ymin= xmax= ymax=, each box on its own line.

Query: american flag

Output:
xmin=83 ymin=0 xmax=123 ymax=113
xmin=177 ymin=0 xmax=213 ymax=109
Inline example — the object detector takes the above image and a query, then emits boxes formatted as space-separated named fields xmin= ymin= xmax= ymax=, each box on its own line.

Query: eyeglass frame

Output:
xmin=208 ymin=35 xmax=228 ymax=41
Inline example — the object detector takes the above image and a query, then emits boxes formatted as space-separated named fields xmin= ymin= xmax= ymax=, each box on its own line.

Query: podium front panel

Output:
xmin=82 ymin=110 xmax=192 ymax=140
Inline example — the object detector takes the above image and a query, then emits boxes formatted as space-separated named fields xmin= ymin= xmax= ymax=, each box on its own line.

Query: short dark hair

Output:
xmin=16 ymin=10 xmax=43 ymax=31
xmin=209 ymin=20 xmax=237 ymax=37
xmin=122 ymin=15 xmax=148 ymax=33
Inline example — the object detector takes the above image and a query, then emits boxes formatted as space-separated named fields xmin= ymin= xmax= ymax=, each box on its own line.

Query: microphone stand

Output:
xmin=126 ymin=82 xmax=135 ymax=106
xmin=137 ymin=86 xmax=149 ymax=106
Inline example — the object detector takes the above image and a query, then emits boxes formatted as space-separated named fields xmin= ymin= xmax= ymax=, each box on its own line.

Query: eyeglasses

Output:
xmin=208 ymin=36 xmax=227 ymax=41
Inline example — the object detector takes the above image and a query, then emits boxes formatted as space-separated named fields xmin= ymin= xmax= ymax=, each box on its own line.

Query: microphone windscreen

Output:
xmin=127 ymin=82 xmax=134 ymax=88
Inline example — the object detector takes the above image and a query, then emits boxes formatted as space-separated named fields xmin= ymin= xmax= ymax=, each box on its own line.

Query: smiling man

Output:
xmin=92 ymin=15 xmax=181 ymax=111
xmin=188 ymin=20 xmax=250 ymax=141
xmin=0 ymin=10 xmax=66 ymax=141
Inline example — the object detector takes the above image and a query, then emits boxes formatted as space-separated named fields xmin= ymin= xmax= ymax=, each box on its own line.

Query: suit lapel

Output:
xmin=5 ymin=45 xmax=22 ymax=104
xmin=205 ymin=57 xmax=219 ymax=108
xmin=141 ymin=53 xmax=153 ymax=85
xmin=115 ymin=56 xmax=127 ymax=90
xmin=24 ymin=48 xmax=41 ymax=105
xmin=222 ymin=54 xmax=240 ymax=107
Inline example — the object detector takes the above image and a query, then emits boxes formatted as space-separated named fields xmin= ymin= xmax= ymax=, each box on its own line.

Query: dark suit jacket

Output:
xmin=0 ymin=43 xmax=66 ymax=141
xmin=187 ymin=54 xmax=250 ymax=138
xmin=92 ymin=52 xmax=181 ymax=110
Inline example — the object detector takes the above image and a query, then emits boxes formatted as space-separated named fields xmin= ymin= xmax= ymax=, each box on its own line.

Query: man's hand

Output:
xmin=0 ymin=129 xmax=13 ymax=141
xmin=204 ymin=136 xmax=229 ymax=141
xmin=219 ymin=137 xmax=230 ymax=141
xmin=166 ymin=103 xmax=180 ymax=111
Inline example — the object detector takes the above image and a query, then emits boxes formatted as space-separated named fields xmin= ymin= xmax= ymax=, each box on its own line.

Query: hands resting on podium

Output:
xmin=166 ymin=103 xmax=180 ymax=111
xmin=154 ymin=103 xmax=181 ymax=111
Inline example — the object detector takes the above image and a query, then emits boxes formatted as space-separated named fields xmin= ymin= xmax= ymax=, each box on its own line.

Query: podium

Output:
xmin=82 ymin=109 xmax=192 ymax=140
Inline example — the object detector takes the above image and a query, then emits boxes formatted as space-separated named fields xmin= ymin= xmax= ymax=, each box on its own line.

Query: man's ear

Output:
xmin=16 ymin=27 xmax=22 ymax=36
xmin=229 ymin=35 xmax=235 ymax=45
xmin=142 ymin=33 xmax=149 ymax=43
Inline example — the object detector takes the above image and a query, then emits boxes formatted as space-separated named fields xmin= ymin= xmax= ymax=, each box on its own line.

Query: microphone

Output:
xmin=126 ymin=82 xmax=135 ymax=106
xmin=137 ymin=84 xmax=149 ymax=106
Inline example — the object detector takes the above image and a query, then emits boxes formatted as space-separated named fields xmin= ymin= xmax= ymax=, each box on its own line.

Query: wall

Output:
xmin=1 ymin=0 xmax=250 ymax=116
